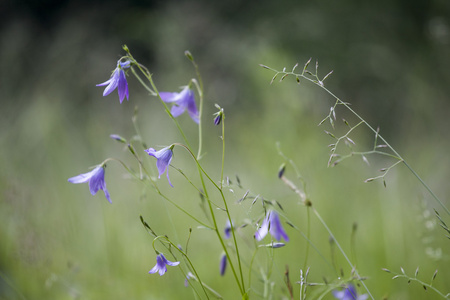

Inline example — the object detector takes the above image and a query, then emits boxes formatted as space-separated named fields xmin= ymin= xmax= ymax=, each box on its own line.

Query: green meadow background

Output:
xmin=1 ymin=0 xmax=450 ymax=299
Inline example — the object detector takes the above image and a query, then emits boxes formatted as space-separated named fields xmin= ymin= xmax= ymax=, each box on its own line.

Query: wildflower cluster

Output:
xmin=68 ymin=47 xmax=449 ymax=299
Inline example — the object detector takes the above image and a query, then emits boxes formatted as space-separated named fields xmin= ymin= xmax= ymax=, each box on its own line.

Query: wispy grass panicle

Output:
xmin=261 ymin=60 xmax=450 ymax=215
xmin=382 ymin=267 xmax=449 ymax=299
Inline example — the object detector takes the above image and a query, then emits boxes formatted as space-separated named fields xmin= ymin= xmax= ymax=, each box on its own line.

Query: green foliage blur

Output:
xmin=1 ymin=0 xmax=449 ymax=299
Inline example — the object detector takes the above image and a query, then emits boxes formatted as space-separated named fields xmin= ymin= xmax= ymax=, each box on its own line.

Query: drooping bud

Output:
xmin=219 ymin=253 xmax=227 ymax=276
xmin=278 ymin=163 xmax=286 ymax=178
xmin=213 ymin=104 xmax=224 ymax=126
xmin=214 ymin=114 xmax=222 ymax=126
xmin=110 ymin=134 xmax=127 ymax=143
xmin=184 ymin=50 xmax=194 ymax=61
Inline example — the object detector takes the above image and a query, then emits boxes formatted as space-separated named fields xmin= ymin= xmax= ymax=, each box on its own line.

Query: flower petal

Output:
xmin=101 ymin=177 xmax=112 ymax=204
xmin=96 ymin=77 xmax=113 ymax=87
xmin=101 ymin=71 xmax=120 ymax=96
xmin=220 ymin=254 xmax=227 ymax=276
xmin=269 ymin=211 xmax=289 ymax=242
xmin=88 ymin=166 xmax=105 ymax=196
xmin=159 ymin=92 xmax=179 ymax=103
xmin=68 ymin=166 xmax=100 ymax=184
xmin=170 ymin=104 xmax=186 ymax=118
xmin=185 ymin=90 xmax=199 ymax=123
xmin=117 ymin=69 xmax=129 ymax=103
xmin=255 ymin=216 xmax=270 ymax=241
xmin=161 ymin=254 xmax=180 ymax=267
xmin=144 ymin=148 xmax=157 ymax=158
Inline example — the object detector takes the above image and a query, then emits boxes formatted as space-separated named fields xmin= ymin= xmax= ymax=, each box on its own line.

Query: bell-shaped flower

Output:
xmin=148 ymin=254 xmax=180 ymax=276
xmin=145 ymin=146 xmax=174 ymax=187
xmin=219 ymin=253 xmax=227 ymax=276
xmin=97 ymin=60 xmax=130 ymax=103
xmin=68 ymin=165 xmax=111 ymax=203
xmin=332 ymin=284 xmax=368 ymax=300
xmin=255 ymin=210 xmax=289 ymax=242
xmin=160 ymin=86 xmax=199 ymax=123
xmin=224 ymin=220 xmax=233 ymax=239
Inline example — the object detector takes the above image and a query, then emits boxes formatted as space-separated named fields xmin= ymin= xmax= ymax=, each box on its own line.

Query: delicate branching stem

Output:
xmin=303 ymin=207 xmax=311 ymax=271
xmin=129 ymin=66 xmax=156 ymax=95
xmin=384 ymin=269 xmax=449 ymax=299
xmin=278 ymin=168 xmax=372 ymax=298
xmin=126 ymin=50 xmax=246 ymax=295
xmin=220 ymin=111 xmax=226 ymax=190
xmin=185 ymin=51 xmax=205 ymax=160
xmin=262 ymin=64 xmax=450 ymax=215
xmin=174 ymin=143 xmax=246 ymax=296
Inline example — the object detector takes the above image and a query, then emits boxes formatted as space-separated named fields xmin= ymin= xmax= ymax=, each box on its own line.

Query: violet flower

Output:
xmin=160 ymin=86 xmax=199 ymax=123
xmin=145 ymin=146 xmax=174 ymax=187
xmin=213 ymin=106 xmax=223 ymax=126
xmin=224 ymin=220 xmax=233 ymax=239
xmin=255 ymin=210 xmax=289 ymax=242
xmin=97 ymin=60 xmax=130 ymax=103
xmin=332 ymin=284 xmax=368 ymax=300
xmin=148 ymin=254 xmax=180 ymax=276
xmin=219 ymin=253 xmax=227 ymax=276
xmin=68 ymin=165 xmax=111 ymax=203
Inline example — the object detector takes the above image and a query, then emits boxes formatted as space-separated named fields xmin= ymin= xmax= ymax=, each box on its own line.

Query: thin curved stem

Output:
xmin=263 ymin=65 xmax=449 ymax=215
xmin=174 ymin=143 xmax=246 ymax=295
xmin=312 ymin=207 xmax=374 ymax=300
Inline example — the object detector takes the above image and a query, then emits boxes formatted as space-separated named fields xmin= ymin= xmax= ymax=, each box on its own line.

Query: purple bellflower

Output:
xmin=332 ymin=284 xmax=368 ymax=300
xmin=255 ymin=210 xmax=289 ymax=242
xmin=97 ymin=60 xmax=130 ymax=103
xmin=219 ymin=253 xmax=227 ymax=276
xmin=224 ymin=220 xmax=233 ymax=239
xmin=68 ymin=165 xmax=111 ymax=203
xmin=148 ymin=254 xmax=180 ymax=276
xmin=145 ymin=146 xmax=174 ymax=187
xmin=160 ymin=86 xmax=199 ymax=123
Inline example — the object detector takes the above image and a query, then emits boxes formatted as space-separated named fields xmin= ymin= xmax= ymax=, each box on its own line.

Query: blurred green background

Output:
xmin=1 ymin=0 xmax=450 ymax=299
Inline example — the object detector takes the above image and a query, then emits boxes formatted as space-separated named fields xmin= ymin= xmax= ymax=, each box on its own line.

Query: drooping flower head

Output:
xmin=255 ymin=210 xmax=289 ymax=242
xmin=213 ymin=104 xmax=223 ymax=126
xmin=160 ymin=86 xmax=199 ymax=123
xmin=224 ymin=220 xmax=233 ymax=239
xmin=219 ymin=253 xmax=227 ymax=276
xmin=145 ymin=146 xmax=174 ymax=187
xmin=68 ymin=165 xmax=111 ymax=203
xmin=148 ymin=254 xmax=180 ymax=276
xmin=332 ymin=284 xmax=368 ymax=300
xmin=97 ymin=60 xmax=130 ymax=103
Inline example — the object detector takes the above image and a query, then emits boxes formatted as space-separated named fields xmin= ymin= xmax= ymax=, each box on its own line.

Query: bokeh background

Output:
xmin=1 ymin=0 xmax=450 ymax=299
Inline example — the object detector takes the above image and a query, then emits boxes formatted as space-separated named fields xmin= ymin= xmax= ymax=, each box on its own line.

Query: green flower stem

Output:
xmin=220 ymin=110 xmax=226 ymax=190
xmin=218 ymin=112 xmax=245 ymax=291
xmin=186 ymin=52 xmax=204 ymax=160
xmin=129 ymin=66 xmax=156 ymax=95
xmin=147 ymin=175 xmax=213 ymax=231
xmin=312 ymin=207 xmax=374 ymax=300
xmin=186 ymin=272 xmax=224 ymax=299
xmin=247 ymin=246 xmax=259 ymax=296
xmin=278 ymin=171 xmax=371 ymax=297
xmin=105 ymin=156 xmax=212 ymax=229
xmin=280 ymin=209 xmax=336 ymax=276
xmin=304 ymin=207 xmax=311 ymax=271
xmin=126 ymin=48 xmax=245 ymax=294
xmin=175 ymin=143 xmax=246 ymax=296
